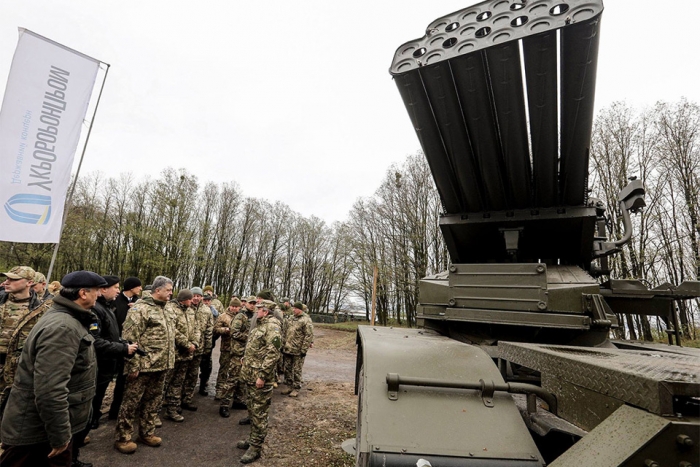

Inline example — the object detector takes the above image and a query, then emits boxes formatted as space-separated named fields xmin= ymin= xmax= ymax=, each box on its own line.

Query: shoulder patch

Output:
xmin=89 ymin=322 xmax=99 ymax=332
xmin=272 ymin=335 xmax=281 ymax=350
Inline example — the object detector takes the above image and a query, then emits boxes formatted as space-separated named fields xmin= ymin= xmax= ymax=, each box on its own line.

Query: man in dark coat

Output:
xmin=0 ymin=270 xmax=106 ymax=467
xmin=108 ymin=276 xmax=142 ymax=421
xmin=89 ymin=276 xmax=138 ymax=429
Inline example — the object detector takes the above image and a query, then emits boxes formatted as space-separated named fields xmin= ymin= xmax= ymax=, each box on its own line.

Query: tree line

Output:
xmin=1 ymin=98 xmax=698 ymax=340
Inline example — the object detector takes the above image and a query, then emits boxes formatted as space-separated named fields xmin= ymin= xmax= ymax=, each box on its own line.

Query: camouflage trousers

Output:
xmin=115 ymin=370 xmax=167 ymax=441
xmin=283 ymin=353 xmax=306 ymax=389
xmin=276 ymin=353 xmax=285 ymax=381
xmin=220 ymin=355 xmax=245 ymax=407
xmin=245 ymin=383 xmax=274 ymax=448
xmin=215 ymin=351 xmax=232 ymax=397
xmin=165 ymin=360 xmax=189 ymax=409
xmin=182 ymin=355 xmax=203 ymax=404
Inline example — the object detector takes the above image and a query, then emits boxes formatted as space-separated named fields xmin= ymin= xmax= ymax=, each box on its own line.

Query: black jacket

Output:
xmin=91 ymin=296 xmax=128 ymax=383
xmin=113 ymin=292 xmax=136 ymax=335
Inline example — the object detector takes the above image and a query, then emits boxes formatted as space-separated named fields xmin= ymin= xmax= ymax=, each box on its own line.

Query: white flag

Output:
xmin=0 ymin=29 xmax=100 ymax=243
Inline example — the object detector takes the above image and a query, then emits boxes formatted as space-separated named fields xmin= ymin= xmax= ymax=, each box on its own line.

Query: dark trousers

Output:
xmin=0 ymin=441 xmax=73 ymax=467
xmin=109 ymin=362 xmax=126 ymax=418
xmin=91 ymin=377 xmax=111 ymax=423
xmin=199 ymin=351 xmax=213 ymax=389
xmin=71 ymin=423 xmax=90 ymax=462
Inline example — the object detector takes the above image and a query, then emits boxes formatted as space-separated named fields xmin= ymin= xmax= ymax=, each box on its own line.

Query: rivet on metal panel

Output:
xmin=538 ymin=301 xmax=547 ymax=310
xmin=374 ymin=446 xmax=380 ymax=451
xmin=449 ymin=265 xmax=457 ymax=272
xmin=536 ymin=265 xmax=545 ymax=273
xmin=469 ymin=452 xmax=474 ymax=457
xmin=448 ymin=298 xmax=456 ymax=306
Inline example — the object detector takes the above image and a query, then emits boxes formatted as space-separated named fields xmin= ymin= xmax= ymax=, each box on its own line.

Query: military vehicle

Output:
xmin=352 ymin=0 xmax=700 ymax=465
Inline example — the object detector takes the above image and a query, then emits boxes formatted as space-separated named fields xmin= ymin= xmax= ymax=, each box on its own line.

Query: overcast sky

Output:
xmin=1 ymin=1 xmax=698 ymax=224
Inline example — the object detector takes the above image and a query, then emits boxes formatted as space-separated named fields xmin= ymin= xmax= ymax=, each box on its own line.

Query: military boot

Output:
xmin=238 ymin=416 xmax=251 ymax=425
xmin=154 ymin=416 xmax=163 ymax=427
xmin=236 ymin=439 xmax=250 ymax=450
xmin=219 ymin=406 xmax=230 ymax=418
xmin=165 ymin=409 xmax=184 ymax=422
xmin=288 ymin=390 xmax=299 ymax=397
xmin=240 ymin=446 xmax=261 ymax=464
xmin=114 ymin=440 xmax=137 ymax=454
xmin=280 ymin=386 xmax=293 ymax=395
xmin=140 ymin=434 xmax=162 ymax=447
xmin=181 ymin=401 xmax=198 ymax=411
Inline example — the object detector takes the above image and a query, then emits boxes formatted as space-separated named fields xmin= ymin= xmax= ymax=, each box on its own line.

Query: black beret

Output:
xmin=102 ymin=275 xmax=120 ymax=287
xmin=61 ymin=271 xmax=108 ymax=289
xmin=123 ymin=276 xmax=142 ymax=291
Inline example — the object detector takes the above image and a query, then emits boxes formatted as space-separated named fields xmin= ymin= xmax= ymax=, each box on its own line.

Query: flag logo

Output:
xmin=4 ymin=193 xmax=52 ymax=225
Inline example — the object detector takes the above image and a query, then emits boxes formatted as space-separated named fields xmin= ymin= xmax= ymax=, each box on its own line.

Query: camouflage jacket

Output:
xmin=282 ymin=312 xmax=314 ymax=356
xmin=123 ymin=296 xmax=176 ymax=373
xmin=192 ymin=301 xmax=214 ymax=356
xmin=230 ymin=310 xmax=250 ymax=357
xmin=0 ymin=290 xmax=46 ymax=354
xmin=214 ymin=309 xmax=237 ymax=352
xmin=241 ymin=315 xmax=281 ymax=385
xmin=211 ymin=297 xmax=225 ymax=316
xmin=165 ymin=300 xmax=200 ymax=362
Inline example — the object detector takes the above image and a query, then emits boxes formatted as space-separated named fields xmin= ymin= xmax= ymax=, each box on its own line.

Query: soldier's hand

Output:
xmin=127 ymin=343 xmax=139 ymax=355
xmin=128 ymin=371 xmax=139 ymax=381
xmin=255 ymin=377 xmax=265 ymax=389
xmin=189 ymin=344 xmax=196 ymax=353
xmin=48 ymin=441 xmax=70 ymax=458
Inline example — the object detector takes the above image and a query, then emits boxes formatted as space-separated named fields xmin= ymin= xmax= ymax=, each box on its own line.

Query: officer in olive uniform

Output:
xmin=0 ymin=266 xmax=52 ymax=402
xmin=114 ymin=276 xmax=175 ymax=454
xmin=281 ymin=301 xmax=314 ymax=397
xmin=236 ymin=300 xmax=281 ymax=464
xmin=219 ymin=297 xmax=250 ymax=417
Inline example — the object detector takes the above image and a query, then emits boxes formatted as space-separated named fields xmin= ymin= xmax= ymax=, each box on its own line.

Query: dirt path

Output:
xmin=81 ymin=326 xmax=357 ymax=467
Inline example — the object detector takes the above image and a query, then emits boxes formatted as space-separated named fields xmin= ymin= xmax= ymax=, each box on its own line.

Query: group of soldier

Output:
xmin=0 ymin=265 xmax=314 ymax=466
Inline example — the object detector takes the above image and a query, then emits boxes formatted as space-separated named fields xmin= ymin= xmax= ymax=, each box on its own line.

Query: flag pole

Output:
xmin=46 ymin=62 xmax=110 ymax=282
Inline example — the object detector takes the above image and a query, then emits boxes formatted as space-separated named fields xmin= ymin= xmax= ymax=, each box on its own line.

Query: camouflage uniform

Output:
xmin=276 ymin=303 xmax=293 ymax=378
xmin=116 ymin=296 xmax=176 ymax=442
xmin=213 ymin=308 xmax=237 ymax=398
xmin=0 ymin=290 xmax=51 ymax=397
xmin=164 ymin=300 xmax=200 ymax=411
xmin=210 ymin=297 xmax=225 ymax=316
xmin=241 ymin=314 xmax=281 ymax=448
xmin=182 ymin=300 xmax=213 ymax=403
xmin=220 ymin=309 xmax=250 ymax=408
xmin=283 ymin=312 xmax=314 ymax=390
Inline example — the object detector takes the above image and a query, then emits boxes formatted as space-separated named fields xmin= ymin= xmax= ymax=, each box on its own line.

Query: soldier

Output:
xmin=276 ymin=298 xmax=292 ymax=382
xmin=236 ymin=299 xmax=281 ymax=464
xmin=163 ymin=289 xmax=198 ymax=422
xmin=114 ymin=276 xmax=175 ymax=454
xmin=0 ymin=266 xmax=52 ymax=403
xmin=0 ymin=270 xmax=104 ymax=467
xmin=281 ymin=301 xmax=314 ymax=397
xmin=203 ymin=285 xmax=225 ymax=316
xmin=181 ymin=287 xmax=213 ymax=408
xmin=218 ymin=298 xmax=249 ymax=417
xmin=213 ymin=297 xmax=238 ymax=399
xmin=31 ymin=272 xmax=53 ymax=302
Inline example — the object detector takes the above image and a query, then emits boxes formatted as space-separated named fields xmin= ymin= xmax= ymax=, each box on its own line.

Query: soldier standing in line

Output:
xmin=0 ymin=266 xmax=52 ymax=404
xmin=281 ymin=301 xmax=314 ymax=397
xmin=181 ymin=287 xmax=213 ymax=408
xmin=276 ymin=298 xmax=292 ymax=383
xmin=213 ymin=297 xmax=239 ymax=400
xmin=114 ymin=276 xmax=175 ymax=454
xmin=163 ymin=289 xmax=198 ymax=422
xmin=236 ymin=299 xmax=281 ymax=464
xmin=218 ymin=298 xmax=249 ymax=417
xmin=203 ymin=285 xmax=225 ymax=316
xmin=31 ymin=272 xmax=53 ymax=302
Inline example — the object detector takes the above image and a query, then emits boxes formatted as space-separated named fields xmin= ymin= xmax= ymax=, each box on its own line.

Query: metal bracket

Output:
xmin=480 ymin=379 xmax=495 ymax=408
xmin=387 ymin=373 xmax=399 ymax=401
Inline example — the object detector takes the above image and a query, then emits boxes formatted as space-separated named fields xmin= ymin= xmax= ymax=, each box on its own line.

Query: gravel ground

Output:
xmin=80 ymin=326 xmax=357 ymax=466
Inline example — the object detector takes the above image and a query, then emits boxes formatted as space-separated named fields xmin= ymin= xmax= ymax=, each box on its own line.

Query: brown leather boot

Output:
xmin=140 ymin=434 xmax=162 ymax=447
xmin=240 ymin=446 xmax=261 ymax=464
xmin=281 ymin=386 xmax=293 ymax=395
xmin=114 ymin=440 xmax=137 ymax=454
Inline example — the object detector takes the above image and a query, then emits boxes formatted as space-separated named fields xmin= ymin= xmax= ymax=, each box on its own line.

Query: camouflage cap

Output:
xmin=255 ymin=299 xmax=276 ymax=310
xmin=245 ymin=295 xmax=258 ymax=303
xmin=203 ymin=293 xmax=213 ymax=300
xmin=34 ymin=272 xmax=47 ymax=283
xmin=1 ymin=266 xmax=36 ymax=280
xmin=280 ymin=297 xmax=291 ymax=303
